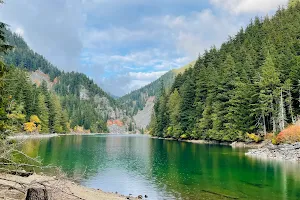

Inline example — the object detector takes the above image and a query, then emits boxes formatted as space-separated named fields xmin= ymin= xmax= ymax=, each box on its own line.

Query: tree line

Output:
xmin=0 ymin=66 xmax=69 ymax=135
xmin=150 ymin=2 xmax=300 ymax=142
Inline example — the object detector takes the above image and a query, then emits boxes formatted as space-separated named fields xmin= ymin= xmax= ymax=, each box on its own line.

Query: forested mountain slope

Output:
xmin=0 ymin=28 xmax=130 ymax=134
xmin=150 ymin=2 xmax=300 ymax=142
xmin=118 ymin=61 xmax=195 ymax=116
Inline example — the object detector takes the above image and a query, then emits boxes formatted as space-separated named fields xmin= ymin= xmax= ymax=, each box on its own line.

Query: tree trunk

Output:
xmin=262 ymin=114 xmax=266 ymax=136
xmin=25 ymin=188 xmax=49 ymax=200
xmin=279 ymin=88 xmax=285 ymax=131
xmin=271 ymin=101 xmax=276 ymax=134
xmin=288 ymin=86 xmax=296 ymax=124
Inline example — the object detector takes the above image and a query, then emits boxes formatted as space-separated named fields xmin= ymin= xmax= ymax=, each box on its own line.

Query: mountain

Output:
xmin=150 ymin=3 xmax=300 ymax=142
xmin=1 ymin=29 xmax=131 ymax=133
xmin=118 ymin=61 xmax=195 ymax=130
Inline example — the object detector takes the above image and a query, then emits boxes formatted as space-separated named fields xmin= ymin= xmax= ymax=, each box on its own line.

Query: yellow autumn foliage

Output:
xmin=24 ymin=115 xmax=42 ymax=133
xmin=24 ymin=122 xmax=37 ymax=133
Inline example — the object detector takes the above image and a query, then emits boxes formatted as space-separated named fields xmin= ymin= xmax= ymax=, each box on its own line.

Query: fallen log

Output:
xmin=9 ymin=170 xmax=33 ymax=177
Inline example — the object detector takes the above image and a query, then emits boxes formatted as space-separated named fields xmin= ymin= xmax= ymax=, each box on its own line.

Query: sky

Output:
xmin=0 ymin=0 xmax=289 ymax=96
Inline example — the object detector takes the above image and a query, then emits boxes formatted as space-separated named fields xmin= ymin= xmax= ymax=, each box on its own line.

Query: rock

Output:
xmin=25 ymin=188 xmax=49 ymax=200
xmin=138 ymin=195 xmax=143 ymax=199
xmin=246 ymin=143 xmax=300 ymax=161
xmin=145 ymin=195 xmax=148 ymax=198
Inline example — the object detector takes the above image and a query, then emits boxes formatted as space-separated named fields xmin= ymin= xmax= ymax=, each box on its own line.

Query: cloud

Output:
xmin=0 ymin=0 xmax=85 ymax=71
xmin=129 ymin=71 xmax=168 ymax=81
xmin=144 ymin=9 xmax=241 ymax=58
xmin=14 ymin=27 xmax=24 ymax=36
xmin=210 ymin=0 xmax=288 ymax=14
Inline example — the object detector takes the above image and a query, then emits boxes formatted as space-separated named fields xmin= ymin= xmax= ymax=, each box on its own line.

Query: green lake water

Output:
xmin=21 ymin=134 xmax=300 ymax=200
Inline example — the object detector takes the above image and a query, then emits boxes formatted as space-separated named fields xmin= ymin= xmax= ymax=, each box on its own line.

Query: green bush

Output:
xmin=180 ymin=134 xmax=188 ymax=140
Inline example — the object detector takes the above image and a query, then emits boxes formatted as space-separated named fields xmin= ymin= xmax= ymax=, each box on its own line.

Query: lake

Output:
xmin=21 ymin=134 xmax=300 ymax=200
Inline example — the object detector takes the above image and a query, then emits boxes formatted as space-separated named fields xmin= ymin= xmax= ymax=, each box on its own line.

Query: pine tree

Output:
xmin=49 ymin=93 xmax=63 ymax=133
xmin=61 ymin=109 xmax=69 ymax=133
xmin=37 ymin=93 xmax=49 ymax=133
xmin=289 ymin=0 xmax=300 ymax=7
xmin=258 ymin=53 xmax=280 ymax=135
xmin=167 ymin=89 xmax=181 ymax=137
xmin=179 ymin=75 xmax=196 ymax=136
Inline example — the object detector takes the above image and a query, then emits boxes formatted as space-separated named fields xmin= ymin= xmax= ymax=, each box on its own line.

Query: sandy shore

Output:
xmin=7 ymin=133 xmax=59 ymax=140
xmin=7 ymin=133 xmax=109 ymax=140
xmin=0 ymin=173 xmax=136 ymax=200
xmin=7 ymin=133 xmax=135 ymax=140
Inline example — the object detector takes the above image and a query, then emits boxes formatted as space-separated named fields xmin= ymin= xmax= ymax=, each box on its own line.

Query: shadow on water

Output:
xmin=21 ymin=135 xmax=300 ymax=200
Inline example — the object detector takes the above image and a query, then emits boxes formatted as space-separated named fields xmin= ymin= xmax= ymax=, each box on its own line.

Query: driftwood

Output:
xmin=25 ymin=188 xmax=49 ymax=200
xmin=9 ymin=170 xmax=34 ymax=177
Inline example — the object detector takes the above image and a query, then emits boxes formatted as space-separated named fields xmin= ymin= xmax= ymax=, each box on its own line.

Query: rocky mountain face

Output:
xmin=30 ymin=70 xmax=58 ymax=89
xmin=133 ymin=96 xmax=155 ymax=130
xmin=118 ymin=61 xmax=195 ymax=130
xmin=107 ymin=120 xmax=127 ymax=134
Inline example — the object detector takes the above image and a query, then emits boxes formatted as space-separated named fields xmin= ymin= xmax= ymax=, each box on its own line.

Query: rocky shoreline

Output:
xmin=246 ymin=142 xmax=300 ymax=162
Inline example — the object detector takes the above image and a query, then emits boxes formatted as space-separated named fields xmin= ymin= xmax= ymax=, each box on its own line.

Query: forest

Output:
xmin=0 ymin=19 xmax=121 ymax=135
xmin=150 ymin=2 xmax=300 ymax=142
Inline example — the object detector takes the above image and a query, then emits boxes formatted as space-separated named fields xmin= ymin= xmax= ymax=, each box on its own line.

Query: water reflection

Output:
xmin=22 ymin=135 xmax=300 ymax=200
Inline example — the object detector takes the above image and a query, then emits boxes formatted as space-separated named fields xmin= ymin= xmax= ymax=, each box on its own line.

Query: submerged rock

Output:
xmin=246 ymin=142 xmax=300 ymax=161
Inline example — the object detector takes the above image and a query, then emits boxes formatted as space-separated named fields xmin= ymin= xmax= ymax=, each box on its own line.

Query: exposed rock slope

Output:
xmin=134 ymin=96 xmax=155 ymax=130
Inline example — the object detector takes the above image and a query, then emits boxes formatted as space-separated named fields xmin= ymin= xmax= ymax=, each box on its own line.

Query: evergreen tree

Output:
xmin=179 ymin=75 xmax=196 ymax=137
xmin=258 ymin=53 xmax=280 ymax=135
xmin=166 ymin=89 xmax=181 ymax=137
xmin=289 ymin=0 xmax=300 ymax=7
xmin=49 ymin=93 xmax=63 ymax=133
xmin=37 ymin=93 xmax=49 ymax=133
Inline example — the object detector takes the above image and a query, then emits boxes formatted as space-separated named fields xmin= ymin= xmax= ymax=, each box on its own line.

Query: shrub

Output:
xmin=265 ymin=133 xmax=275 ymax=140
xmin=276 ymin=125 xmax=300 ymax=144
xmin=246 ymin=133 xmax=262 ymax=143
xmin=272 ymin=137 xmax=279 ymax=145
xmin=180 ymin=134 xmax=188 ymax=140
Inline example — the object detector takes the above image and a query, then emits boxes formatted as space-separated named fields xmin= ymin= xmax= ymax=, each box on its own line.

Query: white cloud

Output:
xmin=128 ymin=80 xmax=152 ymax=92
xmin=14 ymin=27 xmax=24 ymax=36
xmin=144 ymin=9 xmax=241 ymax=58
xmin=0 ymin=0 xmax=85 ymax=71
xmin=129 ymin=71 xmax=168 ymax=81
xmin=210 ymin=0 xmax=288 ymax=14
xmin=84 ymin=27 xmax=155 ymax=49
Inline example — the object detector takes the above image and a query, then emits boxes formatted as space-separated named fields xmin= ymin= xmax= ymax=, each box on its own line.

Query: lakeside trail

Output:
xmin=0 ymin=173 xmax=136 ymax=200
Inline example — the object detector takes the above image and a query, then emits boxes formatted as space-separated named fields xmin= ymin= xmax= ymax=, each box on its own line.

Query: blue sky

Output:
xmin=0 ymin=0 xmax=288 ymax=96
